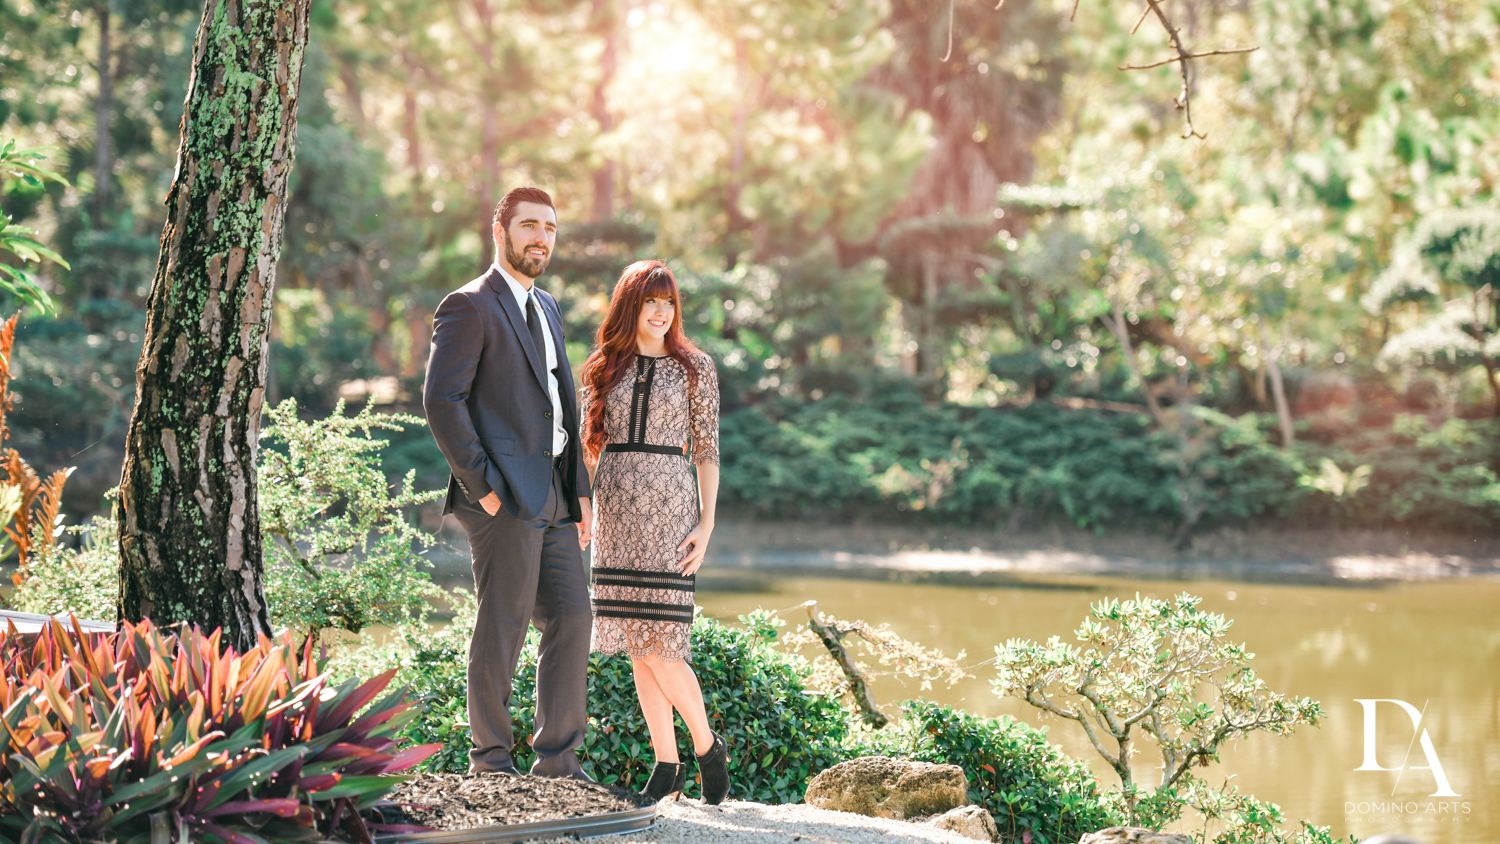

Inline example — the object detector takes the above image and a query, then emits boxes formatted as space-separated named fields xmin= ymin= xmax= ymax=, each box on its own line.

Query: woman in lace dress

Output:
xmin=579 ymin=260 xmax=730 ymax=805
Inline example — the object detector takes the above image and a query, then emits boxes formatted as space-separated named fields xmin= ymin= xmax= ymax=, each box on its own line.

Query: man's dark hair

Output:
xmin=493 ymin=187 xmax=555 ymax=231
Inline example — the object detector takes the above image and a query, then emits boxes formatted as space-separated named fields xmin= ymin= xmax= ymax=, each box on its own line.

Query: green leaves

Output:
xmin=722 ymin=389 xmax=1500 ymax=532
xmin=257 ymin=397 xmax=444 ymax=638
xmin=855 ymin=701 xmax=1116 ymax=844
xmin=0 ymin=617 xmax=438 ymax=844
xmin=0 ymin=140 xmax=67 ymax=314
xmin=993 ymin=593 xmax=1324 ymax=826
xmin=344 ymin=611 xmax=849 ymax=804
xmin=0 ymin=140 xmax=69 ymax=187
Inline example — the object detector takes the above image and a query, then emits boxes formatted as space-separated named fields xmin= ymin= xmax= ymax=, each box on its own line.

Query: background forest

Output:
xmin=3 ymin=0 xmax=1499 ymax=539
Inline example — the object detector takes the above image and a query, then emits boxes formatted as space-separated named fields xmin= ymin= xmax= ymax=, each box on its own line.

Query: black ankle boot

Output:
xmin=696 ymin=732 xmax=730 ymax=805
xmin=641 ymin=761 xmax=686 ymax=803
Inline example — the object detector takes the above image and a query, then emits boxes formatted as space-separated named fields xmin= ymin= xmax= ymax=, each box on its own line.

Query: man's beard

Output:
xmin=504 ymin=234 xmax=550 ymax=278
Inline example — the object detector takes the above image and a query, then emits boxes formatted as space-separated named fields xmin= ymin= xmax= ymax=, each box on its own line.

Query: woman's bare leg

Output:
xmin=634 ymin=654 xmax=714 ymax=756
xmin=630 ymin=657 xmax=682 ymax=763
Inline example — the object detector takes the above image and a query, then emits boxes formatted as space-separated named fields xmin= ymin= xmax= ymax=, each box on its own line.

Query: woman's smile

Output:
xmin=638 ymin=296 xmax=675 ymax=342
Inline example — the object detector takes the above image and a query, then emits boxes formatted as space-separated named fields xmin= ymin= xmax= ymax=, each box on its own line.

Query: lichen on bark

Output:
xmin=116 ymin=0 xmax=311 ymax=652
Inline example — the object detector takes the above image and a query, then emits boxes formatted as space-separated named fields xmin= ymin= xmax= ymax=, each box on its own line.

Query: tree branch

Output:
xmin=1132 ymin=0 xmax=1258 ymax=138
xmin=1100 ymin=304 xmax=1170 ymax=429
xmin=942 ymin=0 xmax=956 ymax=62
xmin=1130 ymin=4 xmax=1151 ymax=35
xmin=806 ymin=602 xmax=889 ymax=728
xmin=1118 ymin=47 xmax=1258 ymax=72
xmin=984 ymin=0 xmax=1258 ymax=139
xmin=1037 ymin=687 xmax=1124 ymax=773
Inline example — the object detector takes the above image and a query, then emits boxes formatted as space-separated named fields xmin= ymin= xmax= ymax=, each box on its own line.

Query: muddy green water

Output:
xmin=695 ymin=574 xmax=1500 ymax=844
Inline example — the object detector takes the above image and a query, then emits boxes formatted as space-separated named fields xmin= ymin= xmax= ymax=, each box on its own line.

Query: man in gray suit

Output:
xmin=423 ymin=187 xmax=595 ymax=779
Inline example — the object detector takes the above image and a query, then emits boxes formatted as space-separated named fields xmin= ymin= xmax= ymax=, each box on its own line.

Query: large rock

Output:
xmin=1079 ymin=828 xmax=1193 ymax=844
xmin=804 ymin=756 xmax=969 ymax=820
xmin=925 ymin=805 xmax=999 ymax=841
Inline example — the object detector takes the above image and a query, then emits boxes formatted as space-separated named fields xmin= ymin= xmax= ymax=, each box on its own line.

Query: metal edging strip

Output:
xmin=374 ymin=804 xmax=658 ymax=844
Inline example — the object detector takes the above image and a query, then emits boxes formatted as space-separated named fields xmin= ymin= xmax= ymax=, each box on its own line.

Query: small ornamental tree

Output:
xmin=993 ymin=593 xmax=1323 ymax=824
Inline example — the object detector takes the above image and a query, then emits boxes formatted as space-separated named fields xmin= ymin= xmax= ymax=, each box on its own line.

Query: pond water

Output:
xmin=695 ymin=573 xmax=1500 ymax=844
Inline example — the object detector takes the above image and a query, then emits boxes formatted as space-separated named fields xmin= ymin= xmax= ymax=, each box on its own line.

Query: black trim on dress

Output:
xmin=629 ymin=356 xmax=656 ymax=444
xmin=591 ymin=566 xmax=695 ymax=582
xmin=604 ymin=443 xmax=686 ymax=456
xmin=593 ymin=577 xmax=696 ymax=592
xmin=592 ymin=610 xmax=699 ymax=623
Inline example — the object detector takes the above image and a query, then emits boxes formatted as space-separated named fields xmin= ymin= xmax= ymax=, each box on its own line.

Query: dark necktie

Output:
xmin=525 ymin=292 xmax=549 ymax=368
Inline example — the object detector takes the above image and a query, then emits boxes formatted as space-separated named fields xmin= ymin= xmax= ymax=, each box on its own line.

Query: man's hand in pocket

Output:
xmin=480 ymin=491 xmax=501 ymax=516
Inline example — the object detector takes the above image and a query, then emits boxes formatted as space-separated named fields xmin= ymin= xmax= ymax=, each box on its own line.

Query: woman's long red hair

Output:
xmin=581 ymin=260 xmax=700 ymax=461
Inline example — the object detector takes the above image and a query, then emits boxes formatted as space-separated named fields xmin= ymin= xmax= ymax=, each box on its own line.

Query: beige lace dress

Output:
xmin=584 ymin=351 xmax=720 ymax=660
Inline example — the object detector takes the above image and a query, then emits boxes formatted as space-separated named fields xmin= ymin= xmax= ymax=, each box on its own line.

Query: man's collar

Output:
xmin=491 ymin=262 xmax=533 ymax=296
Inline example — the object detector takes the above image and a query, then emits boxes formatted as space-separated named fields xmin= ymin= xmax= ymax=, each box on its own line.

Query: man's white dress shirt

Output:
xmin=495 ymin=264 xmax=568 ymax=457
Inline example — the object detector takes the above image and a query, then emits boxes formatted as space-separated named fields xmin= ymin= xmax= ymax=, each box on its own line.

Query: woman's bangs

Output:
xmin=639 ymin=270 xmax=678 ymax=306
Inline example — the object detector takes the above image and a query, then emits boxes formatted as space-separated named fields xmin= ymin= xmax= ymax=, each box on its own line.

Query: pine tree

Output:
xmin=116 ymin=0 xmax=311 ymax=650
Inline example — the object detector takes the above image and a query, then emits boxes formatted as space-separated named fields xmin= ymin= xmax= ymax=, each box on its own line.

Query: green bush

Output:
xmin=6 ymin=514 xmax=117 ymax=619
xmin=993 ymin=593 xmax=1324 ymax=826
xmin=718 ymin=386 xmax=1500 ymax=532
xmin=342 ymin=610 xmax=849 ymax=804
xmin=7 ymin=400 xmax=447 ymax=637
xmin=1297 ymin=414 xmax=1500 ymax=531
xmin=853 ymin=700 xmax=1117 ymax=844
xmin=719 ymin=391 xmax=1298 ymax=528
xmin=258 ymin=397 xmax=444 ymax=637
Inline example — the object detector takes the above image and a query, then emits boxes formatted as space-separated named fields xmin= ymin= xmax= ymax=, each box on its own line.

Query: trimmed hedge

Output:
xmin=719 ymin=389 xmax=1500 ymax=532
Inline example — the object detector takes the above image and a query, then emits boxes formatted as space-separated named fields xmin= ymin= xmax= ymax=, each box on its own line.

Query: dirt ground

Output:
xmin=377 ymin=772 xmax=650 ymax=830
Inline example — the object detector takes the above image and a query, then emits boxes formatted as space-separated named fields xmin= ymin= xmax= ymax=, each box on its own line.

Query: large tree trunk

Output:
xmin=478 ymin=98 xmax=499 ymax=271
xmin=721 ymin=36 xmax=751 ymax=270
xmin=1261 ymin=325 xmax=1295 ymax=448
xmin=116 ymin=0 xmax=311 ymax=651
xmin=589 ymin=0 xmax=620 ymax=221
xmin=402 ymin=85 xmax=421 ymax=179
xmin=93 ymin=1 xmax=112 ymax=228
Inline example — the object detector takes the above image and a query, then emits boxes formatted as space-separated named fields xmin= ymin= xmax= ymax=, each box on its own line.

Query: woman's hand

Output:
xmin=577 ymin=497 xmax=594 ymax=550
xmin=677 ymin=520 xmax=713 ymax=576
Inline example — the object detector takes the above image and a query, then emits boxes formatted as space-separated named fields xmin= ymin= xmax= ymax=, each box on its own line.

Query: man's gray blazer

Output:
xmin=424 ymin=266 xmax=591 ymax=522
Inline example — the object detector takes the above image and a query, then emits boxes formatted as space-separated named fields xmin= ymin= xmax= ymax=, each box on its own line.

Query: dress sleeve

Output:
xmin=579 ymin=378 xmax=598 ymax=470
xmin=687 ymin=353 xmax=720 ymax=466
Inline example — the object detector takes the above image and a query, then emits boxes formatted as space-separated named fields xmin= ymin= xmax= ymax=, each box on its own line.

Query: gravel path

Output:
xmin=564 ymin=799 xmax=982 ymax=844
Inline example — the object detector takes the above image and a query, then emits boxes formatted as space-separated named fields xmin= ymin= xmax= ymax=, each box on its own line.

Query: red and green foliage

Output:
xmin=0 ymin=617 xmax=438 ymax=844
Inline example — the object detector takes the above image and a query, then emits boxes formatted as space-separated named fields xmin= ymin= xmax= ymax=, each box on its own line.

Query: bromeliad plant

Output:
xmin=0 ymin=617 xmax=439 ymax=844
